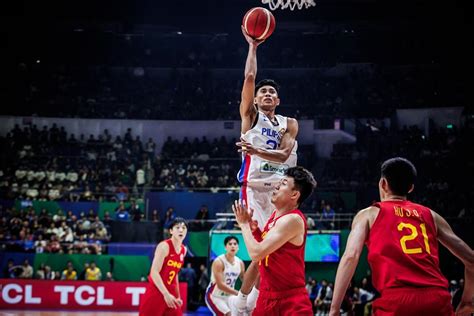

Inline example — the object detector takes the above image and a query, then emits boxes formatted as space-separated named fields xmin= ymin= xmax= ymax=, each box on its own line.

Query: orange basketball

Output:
xmin=242 ymin=7 xmax=276 ymax=41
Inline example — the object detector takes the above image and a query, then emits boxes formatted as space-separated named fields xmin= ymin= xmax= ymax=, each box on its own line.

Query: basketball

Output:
xmin=242 ymin=7 xmax=276 ymax=41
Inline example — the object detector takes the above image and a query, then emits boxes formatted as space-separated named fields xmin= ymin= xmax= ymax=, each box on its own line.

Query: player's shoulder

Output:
xmin=157 ymin=239 xmax=170 ymax=252
xmin=354 ymin=205 xmax=380 ymax=225
xmin=278 ymin=212 xmax=305 ymax=226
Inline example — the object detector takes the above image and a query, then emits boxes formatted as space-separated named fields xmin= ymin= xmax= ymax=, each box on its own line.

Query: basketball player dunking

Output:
xmin=229 ymin=26 xmax=299 ymax=315
xmin=329 ymin=158 xmax=474 ymax=316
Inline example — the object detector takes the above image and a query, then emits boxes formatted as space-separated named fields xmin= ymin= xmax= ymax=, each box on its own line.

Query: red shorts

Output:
xmin=372 ymin=287 xmax=454 ymax=316
xmin=139 ymin=281 xmax=183 ymax=316
xmin=253 ymin=287 xmax=313 ymax=316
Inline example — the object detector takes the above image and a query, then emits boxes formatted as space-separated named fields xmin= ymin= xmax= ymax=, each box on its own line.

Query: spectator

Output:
xmin=3 ymin=259 xmax=15 ymax=278
xmin=19 ymin=259 xmax=33 ymax=279
xmin=61 ymin=261 xmax=77 ymax=280
xmin=79 ymin=262 xmax=89 ymax=280
xmin=115 ymin=203 xmax=130 ymax=221
xmin=85 ymin=261 xmax=102 ymax=281
xmin=130 ymin=201 xmax=143 ymax=221
xmin=180 ymin=262 xmax=197 ymax=307
xmin=198 ymin=264 xmax=210 ymax=305
xmin=151 ymin=209 xmax=161 ymax=223
xmin=194 ymin=205 xmax=210 ymax=231
xmin=321 ymin=203 xmax=336 ymax=229
xmin=105 ymin=271 xmax=114 ymax=281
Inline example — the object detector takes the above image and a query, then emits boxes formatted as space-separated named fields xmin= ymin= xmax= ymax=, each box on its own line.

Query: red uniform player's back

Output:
xmin=367 ymin=200 xmax=448 ymax=292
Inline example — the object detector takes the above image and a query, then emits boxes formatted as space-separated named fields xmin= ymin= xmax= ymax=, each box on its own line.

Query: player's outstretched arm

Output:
xmin=329 ymin=208 xmax=372 ymax=316
xmin=232 ymin=200 xmax=303 ymax=261
xmin=432 ymin=211 xmax=474 ymax=315
xmin=150 ymin=242 xmax=181 ymax=309
xmin=237 ymin=118 xmax=298 ymax=163
xmin=212 ymin=258 xmax=239 ymax=296
xmin=240 ymin=26 xmax=262 ymax=134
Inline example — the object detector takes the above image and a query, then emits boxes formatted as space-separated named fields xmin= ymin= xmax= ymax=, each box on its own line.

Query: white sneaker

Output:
xmin=229 ymin=295 xmax=247 ymax=316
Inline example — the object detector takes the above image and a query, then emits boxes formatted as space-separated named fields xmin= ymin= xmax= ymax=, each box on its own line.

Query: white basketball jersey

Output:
xmin=208 ymin=254 xmax=243 ymax=297
xmin=237 ymin=111 xmax=298 ymax=189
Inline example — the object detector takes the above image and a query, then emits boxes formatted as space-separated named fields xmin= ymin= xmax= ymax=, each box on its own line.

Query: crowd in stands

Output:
xmin=316 ymin=121 xmax=474 ymax=219
xmin=0 ymin=206 xmax=110 ymax=254
xmin=9 ymin=62 xmax=466 ymax=120
xmin=0 ymin=124 xmax=250 ymax=202
xmin=3 ymin=257 xmax=114 ymax=282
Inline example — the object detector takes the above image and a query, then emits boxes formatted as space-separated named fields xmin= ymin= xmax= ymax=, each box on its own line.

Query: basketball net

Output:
xmin=261 ymin=0 xmax=316 ymax=10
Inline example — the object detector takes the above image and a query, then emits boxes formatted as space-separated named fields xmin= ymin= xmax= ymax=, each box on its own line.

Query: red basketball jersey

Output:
xmin=258 ymin=209 xmax=307 ymax=292
xmin=366 ymin=200 xmax=448 ymax=293
xmin=148 ymin=238 xmax=186 ymax=294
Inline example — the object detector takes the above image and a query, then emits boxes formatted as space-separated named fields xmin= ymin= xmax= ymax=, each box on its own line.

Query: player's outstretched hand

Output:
xmin=232 ymin=199 xmax=254 ymax=226
xmin=456 ymin=301 xmax=474 ymax=316
xmin=163 ymin=292 xmax=181 ymax=309
xmin=236 ymin=138 xmax=259 ymax=156
xmin=241 ymin=25 xmax=265 ymax=47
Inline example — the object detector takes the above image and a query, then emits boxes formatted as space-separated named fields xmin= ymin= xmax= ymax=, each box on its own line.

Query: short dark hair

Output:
xmin=381 ymin=157 xmax=417 ymax=196
xmin=255 ymin=79 xmax=280 ymax=96
xmin=286 ymin=166 xmax=317 ymax=206
xmin=224 ymin=235 xmax=239 ymax=246
xmin=169 ymin=217 xmax=188 ymax=229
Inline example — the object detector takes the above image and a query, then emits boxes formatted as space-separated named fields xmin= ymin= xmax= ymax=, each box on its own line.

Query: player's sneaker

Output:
xmin=229 ymin=295 xmax=248 ymax=316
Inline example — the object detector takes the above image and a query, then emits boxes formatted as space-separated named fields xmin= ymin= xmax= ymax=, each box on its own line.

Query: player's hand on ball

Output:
xmin=241 ymin=25 xmax=265 ymax=46
xmin=232 ymin=199 xmax=254 ymax=225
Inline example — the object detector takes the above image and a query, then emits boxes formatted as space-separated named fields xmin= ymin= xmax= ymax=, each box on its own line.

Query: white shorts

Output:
xmin=205 ymin=292 xmax=230 ymax=315
xmin=240 ymin=184 xmax=274 ymax=230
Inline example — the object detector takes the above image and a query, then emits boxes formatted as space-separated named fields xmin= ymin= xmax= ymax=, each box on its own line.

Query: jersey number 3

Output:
xmin=266 ymin=140 xmax=277 ymax=150
xmin=397 ymin=222 xmax=431 ymax=255
xmin=167 ymin=271 xmax=176 ymax=285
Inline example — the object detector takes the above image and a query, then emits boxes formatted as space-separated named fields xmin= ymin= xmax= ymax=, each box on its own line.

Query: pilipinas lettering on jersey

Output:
xmin=207 ymin=254 xmax=243 ymax=297
xmin=237 ymin=111 xmax=297 ymax=189
xmin=258 ymin=210 xmax=307 ymax=292
xmin=148 ymin=239 xmax=186 ymax=294
xmin=366 ymin=200 xmax=448 ymax=293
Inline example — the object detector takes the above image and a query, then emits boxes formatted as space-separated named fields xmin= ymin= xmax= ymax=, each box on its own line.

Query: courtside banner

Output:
xmin=0 ymin=279 xmax=187 ymax=311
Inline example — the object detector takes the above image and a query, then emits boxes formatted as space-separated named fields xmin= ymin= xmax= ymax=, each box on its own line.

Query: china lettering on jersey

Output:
xmin=147 ymin=239 xmax=185 ymax=294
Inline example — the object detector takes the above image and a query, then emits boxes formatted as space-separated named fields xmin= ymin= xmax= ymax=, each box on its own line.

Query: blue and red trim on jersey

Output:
xmin=205 ymin=283 xmax=225 ymax=316
xmin=237 ymin=154 xmax=251 ymax=183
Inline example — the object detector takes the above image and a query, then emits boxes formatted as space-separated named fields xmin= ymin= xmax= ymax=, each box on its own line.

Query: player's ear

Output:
xmin=407 ymin=183 xmax=414 ymax=194
xmin=292 ymin=190 xmax=300 ymax=204
xmin=275 ymin=97 xmax=280 ymax=106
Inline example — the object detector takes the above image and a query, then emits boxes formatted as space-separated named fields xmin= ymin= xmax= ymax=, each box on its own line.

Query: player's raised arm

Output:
xmin=329 ymin=207 xmax=372 ymax=316
xmin=232 ymin=200 xmax=303 ymax=261
xmin=240 ymin=26 xmax=264 ymax=134
xmin=237 ymin=117 xmax=298 ymax=163
xmin=432 ymin=210 xmax=474 ymax=315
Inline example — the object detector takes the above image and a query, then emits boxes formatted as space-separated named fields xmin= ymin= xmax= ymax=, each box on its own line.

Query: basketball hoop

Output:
xmin=261 ymin=0 xmax=316 ymax=11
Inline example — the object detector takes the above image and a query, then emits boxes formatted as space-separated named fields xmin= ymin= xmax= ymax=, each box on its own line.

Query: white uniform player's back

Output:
xmin=237 ymin=111 xmax=298 ymax=189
